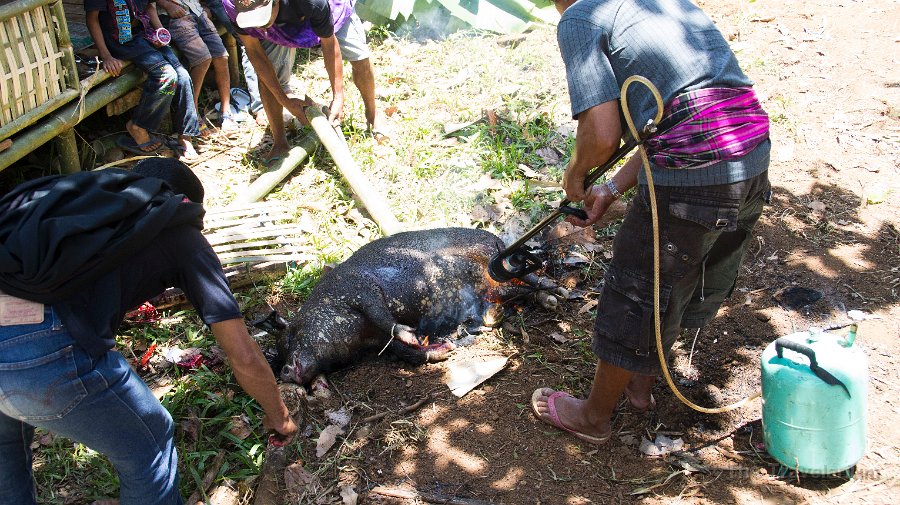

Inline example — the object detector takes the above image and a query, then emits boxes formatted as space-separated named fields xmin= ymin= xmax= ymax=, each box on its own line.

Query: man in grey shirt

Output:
xmin=532 ymin=0 xmax=771 ymax=445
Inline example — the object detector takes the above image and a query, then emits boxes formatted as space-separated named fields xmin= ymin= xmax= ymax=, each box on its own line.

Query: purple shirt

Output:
xmin=223 ymin=0 xmax=354 ymax=48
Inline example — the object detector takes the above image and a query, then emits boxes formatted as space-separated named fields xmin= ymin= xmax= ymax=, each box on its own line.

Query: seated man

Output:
xmin=85 ymin=0 xmax=205 ymax=158
xmin=155 ymin=0 xmax=237 ymax=131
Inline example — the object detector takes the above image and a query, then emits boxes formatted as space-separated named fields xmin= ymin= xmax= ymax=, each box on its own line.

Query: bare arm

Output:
xmin=147 ymin=3 xmax=164 ymax=30
xmin=86 ymin=11 xmax=124 ymax=76
xmin=156 ymin=0 xmax=187 ymax=18
xmin=318 ymin=35 xmax=344 ymax=123
xmin=209 ymin=318 xmax=298 ymax=441
xmin=562 ymin=100 xmax=623 ymax=202
xmin=239 ymin=34 xmax=310 ymax=118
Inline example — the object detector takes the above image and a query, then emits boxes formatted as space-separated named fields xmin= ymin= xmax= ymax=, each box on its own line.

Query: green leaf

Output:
xmin=357 ymin=0 xmax=557 ymax=34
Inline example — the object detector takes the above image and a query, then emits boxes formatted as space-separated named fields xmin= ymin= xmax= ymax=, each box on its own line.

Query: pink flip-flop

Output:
xmin=530 ymin=388 xmax=612 ymax=446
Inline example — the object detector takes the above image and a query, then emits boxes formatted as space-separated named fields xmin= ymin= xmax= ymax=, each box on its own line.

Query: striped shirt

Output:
xmin=558 ymin=0 xmax=770 ymax=186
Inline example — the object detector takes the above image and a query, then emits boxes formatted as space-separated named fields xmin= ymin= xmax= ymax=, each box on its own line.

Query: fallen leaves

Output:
xmin=316 ymin=425 xmax=345 ymax=458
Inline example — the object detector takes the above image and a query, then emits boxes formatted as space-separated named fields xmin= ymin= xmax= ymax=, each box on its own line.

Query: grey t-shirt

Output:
xmin=558 ymin=0 xmax=769 ymax=186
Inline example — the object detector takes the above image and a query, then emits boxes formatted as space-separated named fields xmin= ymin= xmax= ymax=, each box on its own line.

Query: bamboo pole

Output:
xmin=232 ymin=133 xmax=319 ymax=204
xmin=53 ymin=128 xmax=80 ymax=173
xmin=0 ymin=67 xmax=143 ymax=172
xmin=304 ymin=105 xmax=403 ymax=236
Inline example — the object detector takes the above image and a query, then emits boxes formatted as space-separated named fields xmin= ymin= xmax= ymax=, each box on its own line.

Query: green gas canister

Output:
xmin=761 ymin=327 xmax=867 ymax=474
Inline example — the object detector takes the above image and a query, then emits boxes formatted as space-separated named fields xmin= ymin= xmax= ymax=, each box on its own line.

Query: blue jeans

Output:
xmin=0 ymin=307 xmax=183 ymax=505
xmin=130 ymin=46 xmax=200 ymax=137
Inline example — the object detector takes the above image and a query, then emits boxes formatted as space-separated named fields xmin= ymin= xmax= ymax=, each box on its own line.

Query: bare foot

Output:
xmin=367 ymin=111 xmax=390 ymax=144
xmin=255 ymin=109 xmax=269 ymax=127
xmin=125 ymin=121 xmax=162 ymax=152
xmin=530 ymin=388 xmax=612 ymax=444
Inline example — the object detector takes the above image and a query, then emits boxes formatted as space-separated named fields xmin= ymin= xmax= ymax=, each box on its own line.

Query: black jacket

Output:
xmin=0 ymin=169 xmax=204 ymax=303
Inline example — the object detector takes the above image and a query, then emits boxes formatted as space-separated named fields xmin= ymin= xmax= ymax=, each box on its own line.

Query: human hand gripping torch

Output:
xmin=487 ymin=134 xmax=646 ymax=282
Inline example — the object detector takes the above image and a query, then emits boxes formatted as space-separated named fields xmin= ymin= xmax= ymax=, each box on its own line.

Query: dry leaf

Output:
xmin=549 ymin=332 xmax=569 ymax=343
xmin=229 ymin=414 xmax=253 ymax=440
xmin=284 ymin=463 xmax=320 ymax=495
xmin=578 ymin=299 xmax=598 ymax=315
xmin=807 ymin=200 xmax=826 ymax=212
xmin=326 ymin=408 xmax=351 ymax=428
xmin=207 ymin=485 xmax=239 ymax=505
xmin=316 ymin=425 xmax=345 ymax=457
xmin=340 ymin=485 xmax=359 ymax=505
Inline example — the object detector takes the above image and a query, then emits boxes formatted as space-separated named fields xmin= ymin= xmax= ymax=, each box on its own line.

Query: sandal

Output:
xmin=116 ymin=134 xmax=164 ymax=155
xmin=530 ymin=388 xmax=612 ymax=446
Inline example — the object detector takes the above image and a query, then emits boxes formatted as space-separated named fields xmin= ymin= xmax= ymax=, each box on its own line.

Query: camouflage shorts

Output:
xmin=592 ymin=171 xmax=771 ymax=375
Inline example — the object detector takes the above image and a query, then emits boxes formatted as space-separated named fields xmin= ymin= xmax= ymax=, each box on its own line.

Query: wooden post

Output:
xmin=304 ymin=105 xmax=404 ymax=236
xmin=54 ymin=128 xmax=80 ymax=173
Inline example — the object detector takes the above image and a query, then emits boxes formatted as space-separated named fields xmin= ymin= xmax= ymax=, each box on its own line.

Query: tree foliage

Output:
xmin=356 ymin=0 xmax=558 ymax=34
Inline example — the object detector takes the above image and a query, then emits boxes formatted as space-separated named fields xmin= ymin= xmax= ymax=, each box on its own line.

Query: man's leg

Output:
xmin=348 ymin=58 xmax=382 ymax=129
xmin=159 ymin=46 xmax=201 ymax=159
xmin=532 ymin=359 xmax=632 ymax=440
xmin=126 ymin=50 xmax=176 ymax=152
xmin=38 ymin=350 xmax=182 ymax=505
xmin=192 ymin=12 xmax=233 ymax=128
xmin=0 ymin=309 xmax=182 ymax=505
xmin=188 ymin=59 xmax=212 ymax=113
xmin=259 ymin=82 xmax=290 ymax=161
xmin=0 ymin=412 xmax=37 ymax=504
xmin=335 ymin=13 xmax=385 ymax=133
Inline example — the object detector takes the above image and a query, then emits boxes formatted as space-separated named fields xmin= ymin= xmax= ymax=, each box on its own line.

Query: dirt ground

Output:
xmin=266 ymin=1 xmax=900 ymax=504
xmin=6 ymin=0 xmax=897 ymax=503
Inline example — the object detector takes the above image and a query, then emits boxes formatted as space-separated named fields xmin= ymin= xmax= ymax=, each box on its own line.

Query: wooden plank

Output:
xmin=106 ymin=87 xmax=141 ymax=116
xmin=219 ymin=254 xmax=316 ymax=265
xmin=204 ymin=212 xmax=296 ymax=230
xmin=217 ymin=247 xmax=311 ymax=262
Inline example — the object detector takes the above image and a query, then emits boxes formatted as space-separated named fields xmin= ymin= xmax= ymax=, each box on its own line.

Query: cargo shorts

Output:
xmin=166 ymin=12 xmax=228 ymax=68
xmin=335 ymin=13 xmax=370 ymax=62
xmin=592 ymin=170 xmax=771 ymax=375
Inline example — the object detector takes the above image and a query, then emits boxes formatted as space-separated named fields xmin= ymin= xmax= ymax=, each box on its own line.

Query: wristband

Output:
xmin=604 ymin=179 xmax=623 ymax=200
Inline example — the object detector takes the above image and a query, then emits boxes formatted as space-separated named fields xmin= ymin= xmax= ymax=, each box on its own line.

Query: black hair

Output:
xmin=132 ymin=158 xmax=205 ymax=203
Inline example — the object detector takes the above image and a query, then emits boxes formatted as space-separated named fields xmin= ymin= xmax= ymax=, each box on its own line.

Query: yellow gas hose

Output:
xmin=620 ymin=76 xmax=761 ymax=413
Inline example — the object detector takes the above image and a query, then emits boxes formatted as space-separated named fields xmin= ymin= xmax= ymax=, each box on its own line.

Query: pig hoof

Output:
xmin=537 ymin=291 xmax=558 ymax=311
xmin=392 ymin=324 xmax=419 ymax=345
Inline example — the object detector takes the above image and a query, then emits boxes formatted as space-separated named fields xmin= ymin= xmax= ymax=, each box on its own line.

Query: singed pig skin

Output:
xmin=278 ymin=228 xmax=535 ymax=385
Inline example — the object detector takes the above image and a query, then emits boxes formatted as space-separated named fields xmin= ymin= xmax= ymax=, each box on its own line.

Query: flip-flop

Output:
xmin=116 ymin=134 xmax=164 ymax=155
xmin=263 ymin=154 xmax=286 ymax=167
xmin=530 ymin=388 xmax=612 ymax=446
xmin=369 ymin=127 xmax=390 ymax=144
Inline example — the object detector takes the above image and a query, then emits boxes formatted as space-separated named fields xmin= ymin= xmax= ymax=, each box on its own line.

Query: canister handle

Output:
xmin=774 ymin=337 xmax=851 ymax=398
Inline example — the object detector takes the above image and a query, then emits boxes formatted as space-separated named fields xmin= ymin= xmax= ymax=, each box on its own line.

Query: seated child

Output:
xmin=85 ymin=0 xmax=204 ymax=158
xmin=155 ymin=0 xmax=237 ymax=131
